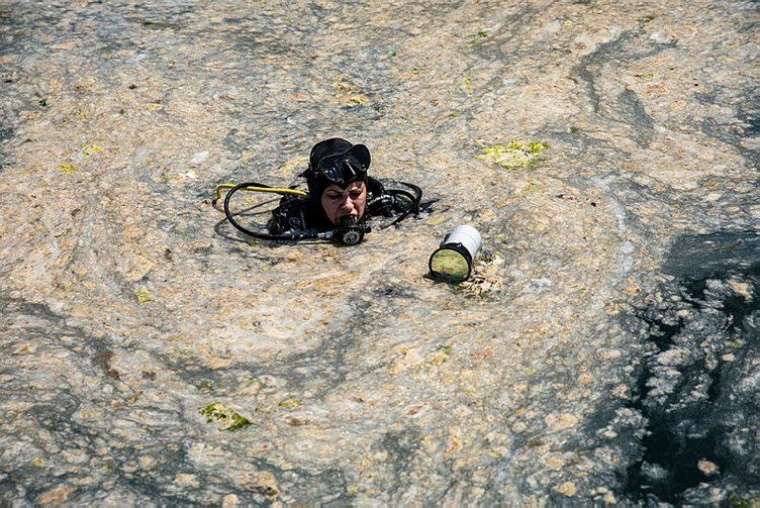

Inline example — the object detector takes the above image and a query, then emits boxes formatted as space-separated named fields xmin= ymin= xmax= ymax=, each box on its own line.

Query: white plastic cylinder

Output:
xmin=444 ymin=225 xmax=482 ymax=261
xmin=429 ymin=225 xmax=483 ymax=282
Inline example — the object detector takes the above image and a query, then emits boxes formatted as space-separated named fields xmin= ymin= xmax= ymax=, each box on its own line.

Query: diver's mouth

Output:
xmin=337 ymin=212 xmax=359 ymax=222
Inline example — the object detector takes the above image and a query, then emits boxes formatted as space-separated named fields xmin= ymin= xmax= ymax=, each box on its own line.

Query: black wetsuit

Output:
xmin=267 ymin=177 xmax=407 ymax=234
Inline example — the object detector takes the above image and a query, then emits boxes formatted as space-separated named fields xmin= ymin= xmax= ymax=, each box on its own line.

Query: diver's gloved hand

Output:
xmin=333 ymin=216 xmax=369 ymax=245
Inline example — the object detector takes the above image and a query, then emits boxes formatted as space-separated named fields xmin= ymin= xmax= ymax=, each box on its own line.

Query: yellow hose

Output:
xmin=213 ymin=183 xmax=308 ymax=203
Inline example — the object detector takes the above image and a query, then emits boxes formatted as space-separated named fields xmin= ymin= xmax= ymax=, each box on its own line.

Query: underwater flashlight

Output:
xmin=429 ymin=225 xmax=482 ymax=283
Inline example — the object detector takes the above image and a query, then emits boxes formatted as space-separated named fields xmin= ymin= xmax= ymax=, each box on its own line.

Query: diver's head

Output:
xmin=305 ymin=138 xmax=371 ymax=225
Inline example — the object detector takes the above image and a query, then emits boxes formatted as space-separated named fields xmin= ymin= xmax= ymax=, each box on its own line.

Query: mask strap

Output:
xmin=344 ymin=159 xmax=357 ymax=177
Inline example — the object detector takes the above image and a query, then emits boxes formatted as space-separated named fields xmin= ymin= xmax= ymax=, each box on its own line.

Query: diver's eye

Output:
xmin=327 ymin=193 xmax=344 ymax=200
xmin=349 ymin=191 xmax=363 ymax=199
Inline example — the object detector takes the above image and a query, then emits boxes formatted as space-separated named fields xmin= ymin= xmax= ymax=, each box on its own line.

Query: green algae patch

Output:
xmin=729 ymin=494 xmax=760 ymax=508
xmin=468 ymin=30 xmax=489 ymax=46
xmin=199 ymin=402 xmax=252 ymax=431
xmin=346 ymin=95 xmax=368 ymax=106
xmin=82 ymin=144 xmax=104 ymax=157
xmin=521 ymin=180 xmax=544 ymax=194
xmin=134 ymin=287 xmax=153 ymax=304
xmin=430 ymin=344 xmax=452 ymax=365
xmin=334 ymin=79 xmax=369 ymax=106
xmin=461 ymin=76 xmax=473 ymax=96
xmin=477 ymin=141 xmax=549 ymax=170
xmin=278 ymin=398 xmax=301 ymax=410
xmin=58 ymin=163 xmax=77 ymax=174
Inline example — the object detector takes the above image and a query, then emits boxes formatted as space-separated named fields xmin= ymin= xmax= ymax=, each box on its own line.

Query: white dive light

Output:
xmin=428 ymin=225 xmax=482 ymax=283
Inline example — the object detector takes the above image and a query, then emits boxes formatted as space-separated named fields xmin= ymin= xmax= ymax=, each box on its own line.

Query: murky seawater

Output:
xmin=2 ymin=1 xmax=760 ymax=505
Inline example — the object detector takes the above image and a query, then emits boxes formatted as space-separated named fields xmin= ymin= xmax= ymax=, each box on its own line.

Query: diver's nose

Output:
xmin=339 ymin=196 xmax=356 ymax=214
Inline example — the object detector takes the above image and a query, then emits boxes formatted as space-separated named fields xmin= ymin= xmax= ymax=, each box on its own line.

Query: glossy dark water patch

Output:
xmin=622 ymin=232 xmax=760 ymax=504
xmin=0 ymin=127 xmax=13 ymax=142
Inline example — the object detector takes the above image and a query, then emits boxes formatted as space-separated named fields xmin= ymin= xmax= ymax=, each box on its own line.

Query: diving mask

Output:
xmin=314 ymin=154 xmax=367 ymax=186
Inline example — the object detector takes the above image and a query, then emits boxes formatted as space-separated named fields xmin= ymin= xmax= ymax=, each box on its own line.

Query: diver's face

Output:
xmin=321 ymin=180 xmax=367 ymax=225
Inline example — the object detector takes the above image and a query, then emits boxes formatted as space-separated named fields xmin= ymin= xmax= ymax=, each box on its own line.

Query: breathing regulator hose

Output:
xmin=216 ymin=179 xmax=421 ymax=244
xmin=220 ymin=182 xmax=318 ymax=241
xmin=384 ymin=182 xmax=422 ymax=228
xmin=213 ymin=182 xmax=306 ymax=204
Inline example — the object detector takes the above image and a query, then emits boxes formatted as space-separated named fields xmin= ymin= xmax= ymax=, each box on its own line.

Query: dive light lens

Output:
xmin=429 ymin=247 xmax=471 ymax=282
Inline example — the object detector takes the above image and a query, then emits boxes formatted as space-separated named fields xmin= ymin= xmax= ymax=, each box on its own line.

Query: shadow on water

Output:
xmin=622 ymin=231 xmax=760 ymax=505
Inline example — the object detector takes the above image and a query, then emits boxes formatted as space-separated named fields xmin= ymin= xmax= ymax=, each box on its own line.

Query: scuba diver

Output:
xmin=218 ymin=138 xmax=422 ymax=245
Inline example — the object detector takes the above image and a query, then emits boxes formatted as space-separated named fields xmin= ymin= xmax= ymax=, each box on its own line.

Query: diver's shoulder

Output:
xmin=367 ymin=176 xmax=385 ymax=192
xmin=268 ymin=195 xmax=310 ymax=233
xmin=269 ymin=195 xmax=333 ymax=233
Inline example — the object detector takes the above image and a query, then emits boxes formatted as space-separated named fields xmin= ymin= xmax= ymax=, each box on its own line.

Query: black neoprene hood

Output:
xmin=305 ymin=138 xmax=371 ymax=199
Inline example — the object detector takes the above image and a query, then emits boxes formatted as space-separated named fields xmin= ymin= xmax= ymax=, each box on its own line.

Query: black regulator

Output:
xmin=331 ymin=216 xmax=370 ymax=246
